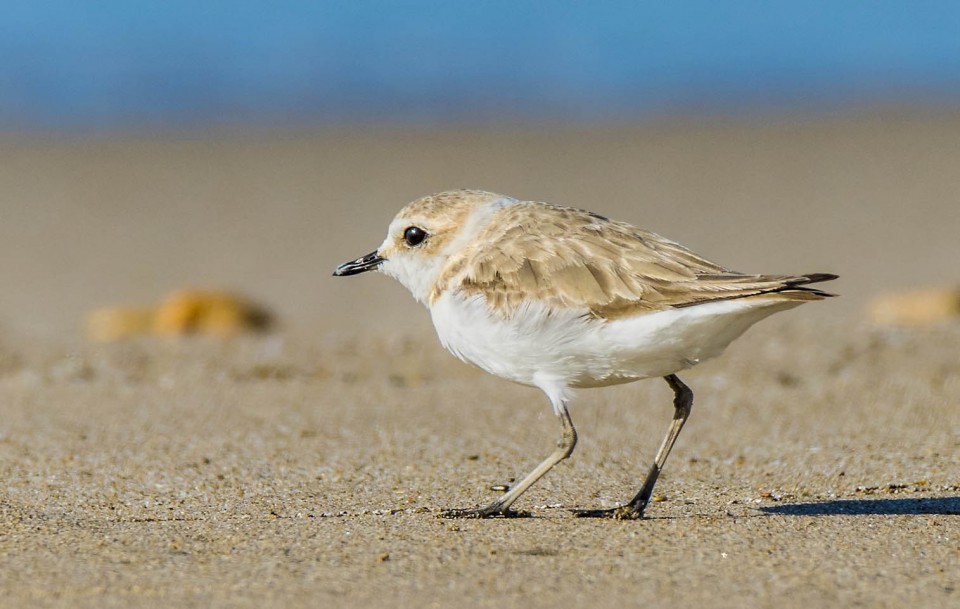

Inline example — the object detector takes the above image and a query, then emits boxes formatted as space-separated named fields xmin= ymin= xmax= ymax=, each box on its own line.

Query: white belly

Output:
xmin=429 ymin=291 xmax=801 ymax=389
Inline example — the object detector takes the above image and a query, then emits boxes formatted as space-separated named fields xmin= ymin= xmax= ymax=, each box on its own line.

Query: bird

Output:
xmin=333 ymin=189 xmax=836 ymax=519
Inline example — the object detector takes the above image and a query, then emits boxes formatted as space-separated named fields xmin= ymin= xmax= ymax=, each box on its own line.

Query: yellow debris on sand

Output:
xmin=868 ymin=286 xmax=960 ymax=327
xmin=87 ymin=290 xmax=274 ymax=341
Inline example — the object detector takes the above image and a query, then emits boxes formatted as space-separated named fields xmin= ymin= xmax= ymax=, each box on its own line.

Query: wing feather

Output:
xmin=432 ymin=201 xmax=835 ymax=318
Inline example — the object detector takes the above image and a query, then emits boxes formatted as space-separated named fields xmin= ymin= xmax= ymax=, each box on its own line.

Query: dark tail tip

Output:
xmin=786 ymin=273 xmax=838 ymax=298
xmin=799 ymin=273 xmax=839 ymax=284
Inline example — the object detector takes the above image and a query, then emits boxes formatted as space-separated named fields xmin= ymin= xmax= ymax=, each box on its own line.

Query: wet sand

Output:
xmin=1 ymin=110 xmax=959 ymax=608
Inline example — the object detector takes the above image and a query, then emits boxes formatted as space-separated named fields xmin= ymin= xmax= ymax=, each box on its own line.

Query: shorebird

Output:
xmin=334 ymin=189 xmax=836 ymax=519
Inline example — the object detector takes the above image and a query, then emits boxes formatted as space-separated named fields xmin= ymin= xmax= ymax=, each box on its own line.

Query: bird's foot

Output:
xmin=571 ymin=505 xmax=646 ymax=520
xmin=440 ymin=505 xmax=530 ymax=519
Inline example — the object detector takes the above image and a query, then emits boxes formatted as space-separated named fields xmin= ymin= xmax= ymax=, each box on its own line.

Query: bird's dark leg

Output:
xmin=574 ymin=374 xmax=693 ymax=520
xmin=442 ymin=401 xmax=577 ymax=518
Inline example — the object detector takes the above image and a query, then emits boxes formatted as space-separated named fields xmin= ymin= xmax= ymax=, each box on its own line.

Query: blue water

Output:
xmin=2 ymin=1 xmax=959 ymax=130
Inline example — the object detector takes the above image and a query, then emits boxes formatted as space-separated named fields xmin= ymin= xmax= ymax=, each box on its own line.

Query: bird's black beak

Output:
xmin=333 ymin=251 xmax=384 ymax=276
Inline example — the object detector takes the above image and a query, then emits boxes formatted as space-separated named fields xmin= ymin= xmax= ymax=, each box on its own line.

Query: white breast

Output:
xmin=429 ymin=290 xmax=803 ymax=390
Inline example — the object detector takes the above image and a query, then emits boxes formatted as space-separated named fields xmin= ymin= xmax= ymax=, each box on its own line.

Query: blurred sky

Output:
xmin=2 ymin=1 xmax=960 ymax=131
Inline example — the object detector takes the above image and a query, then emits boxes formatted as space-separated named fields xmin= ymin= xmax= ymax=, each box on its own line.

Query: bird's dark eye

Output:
xmin=403 ymin=226 xmax=427 ymax=247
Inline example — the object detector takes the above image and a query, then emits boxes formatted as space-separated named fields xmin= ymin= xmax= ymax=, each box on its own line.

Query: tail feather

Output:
xmin=780 ymin=273 xmax=839 ymax=299
xmin=673 ymin=272 xmax=838 ymax=308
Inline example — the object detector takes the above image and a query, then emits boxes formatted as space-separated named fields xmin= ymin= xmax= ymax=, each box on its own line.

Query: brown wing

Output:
xmin=432 ymin=201 xmax=835 ymax=319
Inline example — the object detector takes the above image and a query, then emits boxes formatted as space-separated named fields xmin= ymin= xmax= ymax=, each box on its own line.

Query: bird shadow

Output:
xmin=758 ymin=496 xmax=960 ymax=516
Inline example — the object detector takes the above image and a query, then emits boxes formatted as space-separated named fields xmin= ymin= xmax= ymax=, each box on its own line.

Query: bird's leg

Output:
xmin=574 ymin=374 xmax=693 ymax=520
xmin=442 ymin=402 xmax=577 ymax=518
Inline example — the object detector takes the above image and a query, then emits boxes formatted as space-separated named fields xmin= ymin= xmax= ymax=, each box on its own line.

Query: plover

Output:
xmin=334 ymin=189 xmax=836 ymax=519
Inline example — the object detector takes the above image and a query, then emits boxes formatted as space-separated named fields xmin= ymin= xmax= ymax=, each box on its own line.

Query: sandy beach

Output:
xmin=1 ymin=110 xmax=959 ymax=608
